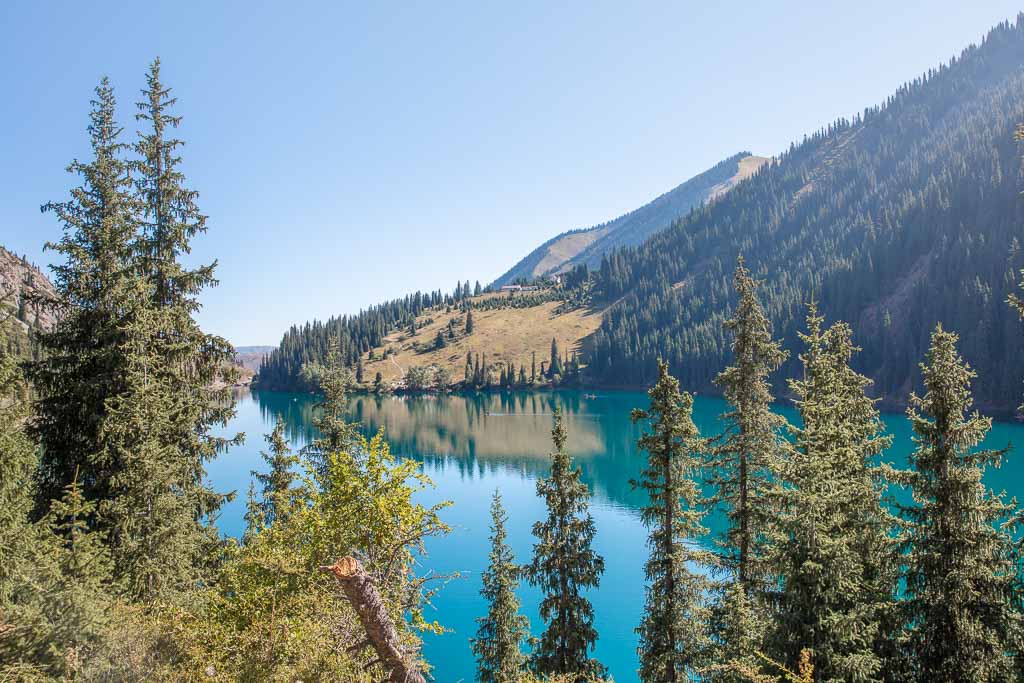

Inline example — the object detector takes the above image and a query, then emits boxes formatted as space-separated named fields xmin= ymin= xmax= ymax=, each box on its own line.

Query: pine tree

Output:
xmin=303 ymin=337 xmax=358 ymax=478
xmin=708 ymin=256 xmax=788 ymax=589
xmin=525 ymin=409 xmax=606 ymax=678
xmin=531 ymin=351 xmax=537 ymax=383
xmin=434 ymin=329 xmax=446 ymax=350
xmin=768 ymin=306 xmax=899 ymax=680
xmin=898 ymin=324 xmax=1020 ymax=682
xmin=475 ymin=280 xmax=483 ymax=296
xmin=107 ymin=60 xmax=239 ymax=599
xmin=631 ymin=361 xmax=712 ymax=682
xmin=29 ymin=77 xmax=140 ymax=509
xmin=466 ymin=309 xmax=474 ymax=334
xmin=549 ymin=338 xmax=562 ymax=377
xmin=704 ymin=256 xmax=788 ymax=677
xmin=252 ymin=418 xmax=298 ymax=526
xmin=472 ymin=491 xmax=530 ymax=683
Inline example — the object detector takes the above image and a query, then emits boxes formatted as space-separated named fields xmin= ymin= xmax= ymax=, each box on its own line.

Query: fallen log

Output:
xmin=319 ymin=556 xmax=426 ymax=683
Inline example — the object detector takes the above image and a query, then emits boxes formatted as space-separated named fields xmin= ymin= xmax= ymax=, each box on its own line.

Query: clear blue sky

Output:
xmin=2 ymin=1 xmax=1020 ymax=345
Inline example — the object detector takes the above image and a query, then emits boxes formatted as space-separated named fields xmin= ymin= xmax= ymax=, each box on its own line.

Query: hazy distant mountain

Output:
xmin=234 ymin=345 xmax=275 ymax=372
xmin=492 ymin=152 xmax=768 ymax=287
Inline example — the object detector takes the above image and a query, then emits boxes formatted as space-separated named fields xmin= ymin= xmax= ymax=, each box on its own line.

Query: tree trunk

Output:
xmin=320 ymin=556 xmax=426 ymax=683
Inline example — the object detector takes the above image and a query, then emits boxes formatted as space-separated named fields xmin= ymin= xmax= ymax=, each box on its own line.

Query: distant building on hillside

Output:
xmin=500 ymin=284 xmax=540 ymax=293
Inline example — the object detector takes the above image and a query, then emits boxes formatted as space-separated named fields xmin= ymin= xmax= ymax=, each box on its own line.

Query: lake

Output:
xmin=207 ymin=389 xmax=1024 ymax=683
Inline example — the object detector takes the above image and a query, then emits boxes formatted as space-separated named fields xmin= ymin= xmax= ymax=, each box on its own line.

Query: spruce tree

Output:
xmin=252 ymin=417 xmax=298 ymax=526
xmin=302 ymin=337 xmax=358 ymax=478
xmin=898 ymin=324 xmax=1019 ymax=682
xmin=107 ymin=60 xmax=239 ymax=599
xmin=549 ymin=338 xmax=562 ymax=377
xmin=769 ymin=306 xmax=899 ymax=680
xmin=525 ymin=409 xmax=606 ymax=678
xmin=631 ymin=360 xmax=712 ymax=682
xmin=472 ymin=491 xmax=530 ymax=683
xmin=708 ymin=256 xmax=788 ymax=589
xmin=29 ymin=77 xmax=140 ymax=509
xmin=466 ymin=309 xmax=474 ymax=334
xmin=704 ymin=256 xmax=787 ymax=677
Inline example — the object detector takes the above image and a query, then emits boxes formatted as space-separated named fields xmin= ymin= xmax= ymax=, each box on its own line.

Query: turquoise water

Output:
xmin=206 ymin=390 xmax=1024 ymax=683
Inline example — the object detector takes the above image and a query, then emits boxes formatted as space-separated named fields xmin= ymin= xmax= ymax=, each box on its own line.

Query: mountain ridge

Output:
xmin=492 ymin=151 xmax=768 ymax=287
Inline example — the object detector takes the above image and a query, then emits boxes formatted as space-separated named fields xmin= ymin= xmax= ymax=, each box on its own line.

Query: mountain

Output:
xmin=589 ymin=16 xmax=1024 ymax=413
xmin=492 ymin=152 xmax=768 ymax=287
xmin=0 ymin=245 xmax=56 ymax=358
xmin=234 ymin=345 xmax=275 ymax=372
xmin=260 ymin=16 xmax=1024 ymax=412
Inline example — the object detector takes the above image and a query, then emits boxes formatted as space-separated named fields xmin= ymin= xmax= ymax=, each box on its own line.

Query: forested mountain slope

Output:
xmin=590 ymin=17 xmax=1024 ymax=412
xmin=492 ymin=152 xmax=767 ymax=287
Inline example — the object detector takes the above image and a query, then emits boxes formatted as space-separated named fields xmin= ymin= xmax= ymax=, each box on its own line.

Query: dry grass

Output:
xmin=530 ymin=227 xmax=608 ymax=277
xmin=707 ymin=154 xmax=770 ymax=203
xmin=362 ymin=298 xmax=603 ymax=385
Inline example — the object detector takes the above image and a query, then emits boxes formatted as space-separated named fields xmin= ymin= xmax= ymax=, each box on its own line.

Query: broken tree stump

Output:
xmin=319 ymin=556 xmax=426 ymax=683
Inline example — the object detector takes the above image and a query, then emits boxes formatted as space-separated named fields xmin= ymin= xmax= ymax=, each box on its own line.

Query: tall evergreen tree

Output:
xmin=549 ymin=338 xmax=562 ymax=377
xmin=29 ymin=77 xmax=140 ymax=510
xmin=708 ymin=256 xmax=788 ymax=589
xmin=703 ymin=256 xmax=788 ymax=678
xmin=466 ymin=309 xmax=474 ymax=334
xmin=524 ymin=410 xmax=606 ymax=679
xmin=768 ymin=306 xmax=899 ymax=681
xmin=631 ymin=360 xmax=712 ymax=682
xmin=472 ymin=491 xmax=530 ymax=683
xmin=99 ymin=60 xmax=239 ymax=599
xmin=132 ymin=56 xmax=239 ymax=461
xmin=897 ymin=324 xmax=1020 ymax=682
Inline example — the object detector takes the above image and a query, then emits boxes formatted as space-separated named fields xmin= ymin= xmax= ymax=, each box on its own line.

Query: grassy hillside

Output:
xmin=359 ymin=294 xmax=603 ymax=386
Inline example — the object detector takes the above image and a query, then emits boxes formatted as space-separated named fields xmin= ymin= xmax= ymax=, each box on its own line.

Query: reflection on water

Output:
xmin=207 ymin=388 xmax=1024 ymax=683
xmin=254 ymin=390 xmax=653 ymax=511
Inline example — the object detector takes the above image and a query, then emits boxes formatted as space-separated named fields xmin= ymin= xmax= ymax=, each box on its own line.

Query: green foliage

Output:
xmin=251 ymin=417 xmax=299 ymax=527
xmin=525 ymin=410 xmax=606 ymax=679
xmin=591 ymin=19 xmax=1024 ymax=412
xmin=1 ymin=352 xmax=114 ymax=677
xmin=896 ymin=324 xmax=1020 ymax=682
xmin=29 ymin=76 xmax=142 ymax=511
xmin=707 ymin=258 xmax=788 ymax=591
xmin=473 ymin=491 xmax=530 ymax=683
xmin=767 ymin=305 xmax=899 ymax=681
xmin=631 ymin=360 xmax=712 ymax=682
xmin=404 ymin=365 xmax=434 ymax=392
xmin=28 ymin=65 xmax=238 ymax=604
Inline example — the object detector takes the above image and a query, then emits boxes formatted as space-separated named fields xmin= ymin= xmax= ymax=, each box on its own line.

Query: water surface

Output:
xmin=207 ymin=389 xmax=1024 ymax=683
